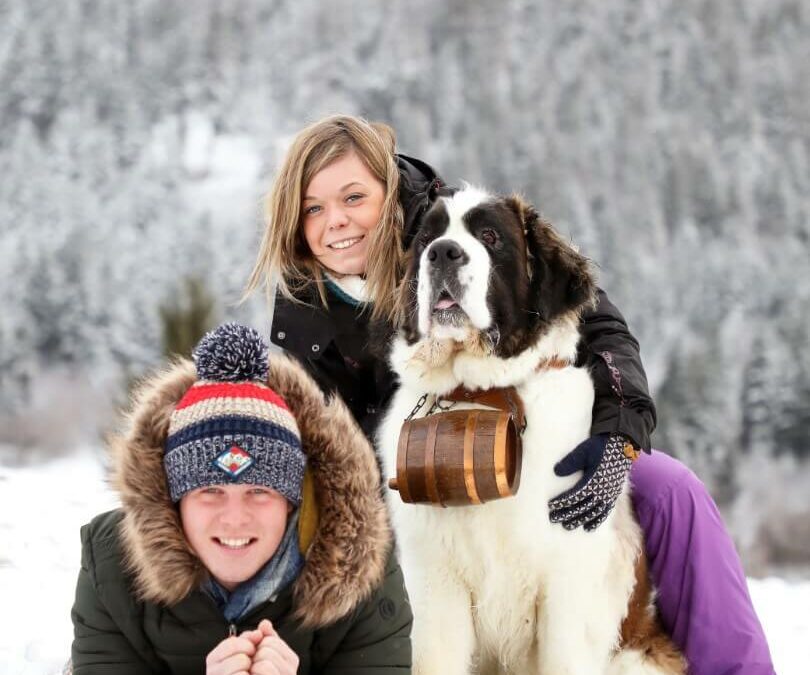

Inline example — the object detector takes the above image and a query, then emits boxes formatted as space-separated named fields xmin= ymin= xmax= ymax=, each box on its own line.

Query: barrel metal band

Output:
xmin=463 ymin=410 xmax=482 ymax=505
xmin=494 ymin=414 xmax=511 ymax=498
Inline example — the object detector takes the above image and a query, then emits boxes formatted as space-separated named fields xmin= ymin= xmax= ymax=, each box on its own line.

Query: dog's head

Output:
xmin=398 ymin=187 xmax=596 ymax=359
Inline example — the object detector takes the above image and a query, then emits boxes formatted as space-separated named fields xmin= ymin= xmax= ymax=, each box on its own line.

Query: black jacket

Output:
xmin=271 ymin=155 xmax=657 ymax=450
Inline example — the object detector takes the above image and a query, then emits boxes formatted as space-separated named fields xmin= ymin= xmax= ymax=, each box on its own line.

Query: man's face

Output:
xmin=180 ymin=484 xmax=291 ymax=591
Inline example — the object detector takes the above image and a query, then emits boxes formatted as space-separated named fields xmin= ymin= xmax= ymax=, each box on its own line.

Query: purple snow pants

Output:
xmin=630 ymin=451 xmax=776 ymax=675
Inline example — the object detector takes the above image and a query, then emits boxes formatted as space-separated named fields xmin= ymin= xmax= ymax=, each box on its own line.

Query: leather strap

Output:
xmin=442 ymin=386 xmax=526 ymax=431
xmin=536 ymin=357 xmax=571 ymax=371
xmin=441 ymin=357 xmax=570 ymax=431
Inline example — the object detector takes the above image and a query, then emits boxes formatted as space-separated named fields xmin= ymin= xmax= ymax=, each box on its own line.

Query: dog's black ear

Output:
xmin=506 ymin=195 xmax=596 ymax=324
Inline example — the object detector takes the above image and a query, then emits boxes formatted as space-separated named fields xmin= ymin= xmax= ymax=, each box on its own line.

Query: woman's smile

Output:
xmin=328 ymin=235 xmax=364 ymax=250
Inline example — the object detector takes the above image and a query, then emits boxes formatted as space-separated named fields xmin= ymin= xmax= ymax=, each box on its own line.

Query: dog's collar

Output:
xmin=436 ymin=357 xmax=571 ymax=431
xmin=406 ymin=355 xmax=571 ymax=431
xmin=442 ymin=385 xmax=526 ymax=433
xmin=535 ymin=356 xmax=572 ymax=371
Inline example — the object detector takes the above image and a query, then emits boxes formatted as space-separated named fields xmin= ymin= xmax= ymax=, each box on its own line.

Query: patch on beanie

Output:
xmin=193 ymin=322 xmax=269 ymax=382
xmin=213 ymin=445 xmax=255 ymax=479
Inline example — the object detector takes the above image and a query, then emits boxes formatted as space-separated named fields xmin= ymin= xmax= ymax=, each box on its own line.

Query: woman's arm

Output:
xmin=579 ymin=288 xmax=657 ymax=451
xmin=548 ymin=287 xmax=658 ymax=531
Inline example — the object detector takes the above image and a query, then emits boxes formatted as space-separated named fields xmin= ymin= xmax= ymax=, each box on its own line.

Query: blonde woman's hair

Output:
xmin=243 ymin=115 xmax=405 ymax=323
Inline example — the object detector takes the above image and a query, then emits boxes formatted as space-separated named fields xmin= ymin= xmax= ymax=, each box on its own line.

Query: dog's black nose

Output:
xmin=428 ymin=240 xmax=468 ymax=265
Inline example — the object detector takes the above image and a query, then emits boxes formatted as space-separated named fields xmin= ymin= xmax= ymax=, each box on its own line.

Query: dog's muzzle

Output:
xmin=428 ymin=240 xmax=468 ymax=287
xmin=426 ymin=239 xmax=470 ymax=324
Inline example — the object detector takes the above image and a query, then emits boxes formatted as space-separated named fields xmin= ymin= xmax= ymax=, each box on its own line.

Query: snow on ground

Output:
xmin=0 ymin=446 xmax=119 ymax=675
xmin=0 ymin=448 xmax=808 ymax=674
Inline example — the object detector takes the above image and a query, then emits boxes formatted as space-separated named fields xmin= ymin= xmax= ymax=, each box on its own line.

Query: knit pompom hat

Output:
xmin=163 ymin=323 xmax=305 ymax=504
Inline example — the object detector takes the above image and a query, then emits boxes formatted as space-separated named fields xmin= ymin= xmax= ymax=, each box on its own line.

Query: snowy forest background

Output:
xmin=1 ymin=0 xmax=808 ymax=576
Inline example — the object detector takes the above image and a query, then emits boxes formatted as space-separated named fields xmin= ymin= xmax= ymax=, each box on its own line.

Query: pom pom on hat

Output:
xmin=193 ymin=322 xmax=269 ymax=383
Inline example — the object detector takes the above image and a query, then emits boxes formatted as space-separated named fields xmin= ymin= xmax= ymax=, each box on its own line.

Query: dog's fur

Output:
xmin=377 ymin=187 xmax=684 ymax=674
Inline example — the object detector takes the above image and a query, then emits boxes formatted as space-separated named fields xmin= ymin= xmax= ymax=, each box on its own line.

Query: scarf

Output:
xmin=324 ymin=273 xmax=368 ymax=307
xmin=204 ymin=510 xmax=305 ymax=623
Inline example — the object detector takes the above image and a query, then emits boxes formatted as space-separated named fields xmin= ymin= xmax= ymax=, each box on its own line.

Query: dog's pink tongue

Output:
xmin=434 ymin=297 xmax=457 ymax=310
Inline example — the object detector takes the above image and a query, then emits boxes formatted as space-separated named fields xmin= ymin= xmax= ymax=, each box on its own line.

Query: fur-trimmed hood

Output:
xmin=110 ymin=353 xmax=391 ymax=629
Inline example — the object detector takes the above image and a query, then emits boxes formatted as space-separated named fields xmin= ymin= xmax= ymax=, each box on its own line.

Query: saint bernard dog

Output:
xmin=376 ymin=186 xmax=684 ymax=674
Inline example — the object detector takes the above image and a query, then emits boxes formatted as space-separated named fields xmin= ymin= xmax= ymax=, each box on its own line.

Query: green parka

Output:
xmin=71 ymin=354 xmax=412 ymax=674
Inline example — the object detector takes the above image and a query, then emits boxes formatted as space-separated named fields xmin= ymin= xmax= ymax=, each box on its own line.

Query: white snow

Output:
xmin=749 ymin=577 xmax=810 ymax=674
xmin=0 ymin=447 xmax=118 ymax=675
xmin=0 ymin=448 xmax=807 ymax=674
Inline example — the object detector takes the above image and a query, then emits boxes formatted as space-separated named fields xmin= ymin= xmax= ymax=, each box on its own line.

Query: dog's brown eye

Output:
xmin=480 ymin=229 xmax=498 ymax=246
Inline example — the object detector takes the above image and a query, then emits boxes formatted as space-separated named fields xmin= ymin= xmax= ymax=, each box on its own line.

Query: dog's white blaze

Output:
xmin=441 ymin=212 xmax=492 ymax=330
xmin=416 ymin=187 xmax=494 ymax=338
xmin=442 ymin=184 xmax=492 ymax=222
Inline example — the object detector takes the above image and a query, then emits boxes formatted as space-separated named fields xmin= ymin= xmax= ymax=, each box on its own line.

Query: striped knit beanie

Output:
xmin=163 ymin=323 xmax=305 ymax=505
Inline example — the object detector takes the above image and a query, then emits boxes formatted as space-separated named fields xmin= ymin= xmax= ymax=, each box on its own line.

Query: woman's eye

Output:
xmin=345 ymin=193 xmax=365 ymax=204
xmin=480 ymin=229 xmax=498 ymax=246
xmin=303 ymin=204 xmax=321 ymax=216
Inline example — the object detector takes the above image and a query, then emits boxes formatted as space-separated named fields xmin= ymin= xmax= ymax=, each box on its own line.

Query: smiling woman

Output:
xmin=247 ymin=116 xmax=404 ymax=314
xmin=301 ymin=151 xmax=386 ymax=276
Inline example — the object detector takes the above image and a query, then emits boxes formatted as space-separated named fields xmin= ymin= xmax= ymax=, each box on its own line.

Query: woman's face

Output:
xmin=302 ymin=150 xmax=385 ymax=276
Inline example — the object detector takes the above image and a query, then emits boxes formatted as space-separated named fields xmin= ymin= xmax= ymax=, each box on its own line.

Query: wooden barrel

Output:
xmin=388 ymin=409 xmax=522 ymax=506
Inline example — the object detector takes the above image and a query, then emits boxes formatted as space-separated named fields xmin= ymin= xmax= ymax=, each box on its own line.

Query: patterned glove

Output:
xmin=548 ymin=434 xmax=639 ymax=532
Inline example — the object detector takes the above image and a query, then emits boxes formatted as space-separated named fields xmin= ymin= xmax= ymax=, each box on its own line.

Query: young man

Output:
xmin=71 ymin=323 xmax=411 ymax=674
